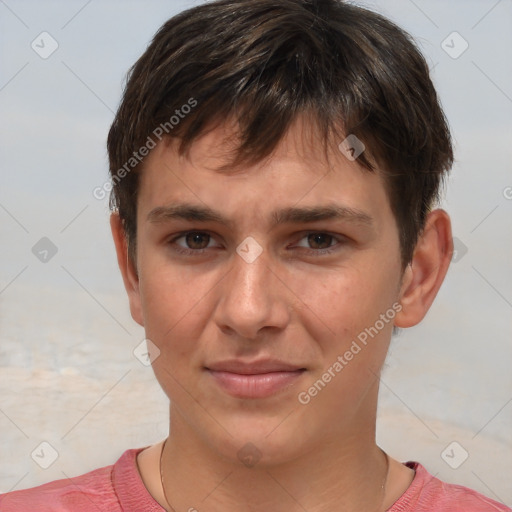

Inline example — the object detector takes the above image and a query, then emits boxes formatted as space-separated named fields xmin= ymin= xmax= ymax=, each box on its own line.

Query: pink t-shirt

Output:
xmin=1 ymin=446 xmax=510 ymax=511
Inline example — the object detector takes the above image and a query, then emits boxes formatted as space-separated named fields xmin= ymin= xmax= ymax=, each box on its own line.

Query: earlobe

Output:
xmin=110 ymin=212 xmax=144 ymax=327
xmin=394 ymin=209 xmax=453 ymax=328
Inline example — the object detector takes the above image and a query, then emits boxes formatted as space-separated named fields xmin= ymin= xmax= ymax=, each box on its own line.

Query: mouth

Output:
xmin=204 ymin=359 xmax=307 ymax=399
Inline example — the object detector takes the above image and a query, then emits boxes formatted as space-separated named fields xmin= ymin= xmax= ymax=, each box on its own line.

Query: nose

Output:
xmin=213 ymin=244 xmax=291 ymax=340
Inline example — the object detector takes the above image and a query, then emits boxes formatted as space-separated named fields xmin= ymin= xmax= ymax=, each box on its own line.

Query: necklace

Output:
xmin=379 ymin=448 xmax=390 ymax=511
xmin=159 ymin=438 xmax=174 ymax=512
xmin=159 ymin=439 xmax=390 ymax=512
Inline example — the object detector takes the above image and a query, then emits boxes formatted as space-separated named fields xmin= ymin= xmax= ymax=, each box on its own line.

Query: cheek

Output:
xmin=291 ymin=266 xmax=393 ymax=339
xmin=293 ymin=269 xmax=397 ymax=426
xmin=139 ymin=268 xmax=210 ymax=401
xmin=137 ymin=261 xmax=213 ymax=358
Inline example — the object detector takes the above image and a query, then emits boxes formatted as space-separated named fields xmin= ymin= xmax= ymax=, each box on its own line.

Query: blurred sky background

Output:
xmin=0 ymin=0 xmax=511 ymax=505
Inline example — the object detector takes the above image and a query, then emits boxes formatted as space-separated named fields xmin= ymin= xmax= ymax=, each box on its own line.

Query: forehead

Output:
xmin=162 ymin=115 xmax=369 ymax=177
xmin=136 ymin=117 xmax=393 ymax=232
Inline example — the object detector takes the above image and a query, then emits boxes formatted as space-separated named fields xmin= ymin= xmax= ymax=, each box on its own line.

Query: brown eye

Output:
xmin=306 ymin=233 xmax=334 ymax=250
xmin=184 ymin=232 xmax=211 ymax=249
xmin=293 ymin=232 xmax=345 ymax=257
xmin=169 ymin=231 xmax=219 ymax=256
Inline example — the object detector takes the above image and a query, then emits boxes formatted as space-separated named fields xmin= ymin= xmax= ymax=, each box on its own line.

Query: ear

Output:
xmin=110 ymin=212 xmax=144 ymax=327
xmin=394 ymin=209 xmax=453 ymax=328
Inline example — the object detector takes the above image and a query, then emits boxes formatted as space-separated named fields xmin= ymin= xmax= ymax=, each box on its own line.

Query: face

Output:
xmin=125 ymin=117 xmax=408 ymax=466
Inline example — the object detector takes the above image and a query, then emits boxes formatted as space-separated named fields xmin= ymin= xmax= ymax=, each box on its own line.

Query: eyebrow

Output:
xmin=147 ymin=202 xmax=374 ymax=228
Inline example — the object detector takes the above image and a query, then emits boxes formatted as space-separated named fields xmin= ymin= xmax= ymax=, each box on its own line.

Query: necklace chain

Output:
xmin=159 ymin=439 xmax=389 ymax=512
xmin=159 ymin=439 xmax=174 ymax=512
xmin=380 ymin=448 xmax=390 ymax=511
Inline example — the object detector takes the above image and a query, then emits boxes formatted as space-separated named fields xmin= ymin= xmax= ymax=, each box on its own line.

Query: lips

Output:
xmin=206 ymin=359 xmax=306 ymax=374
xmin=205 ymin=359 xmax=306 ymax=399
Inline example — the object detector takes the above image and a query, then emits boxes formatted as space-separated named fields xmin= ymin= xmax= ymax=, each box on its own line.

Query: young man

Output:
xmin=1 ymin=0 xmax=510 ymax=510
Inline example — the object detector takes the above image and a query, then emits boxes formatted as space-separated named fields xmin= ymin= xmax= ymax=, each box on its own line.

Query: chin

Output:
xmin=199 ymin=416 xmax=311 ymax=469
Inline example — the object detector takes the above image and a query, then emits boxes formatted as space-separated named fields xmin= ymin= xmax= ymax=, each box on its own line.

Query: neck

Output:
xmin=159 ymin=410 xmax=389 ymax=512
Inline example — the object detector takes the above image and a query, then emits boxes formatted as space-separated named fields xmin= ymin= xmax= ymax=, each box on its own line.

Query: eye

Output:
xmin=168 ymin=230 xmax=347 ymax=258
xmin=293 ymin=232 xmax=345 ymax=256
xmin=169 ymin=231 xmax=219 ymax=255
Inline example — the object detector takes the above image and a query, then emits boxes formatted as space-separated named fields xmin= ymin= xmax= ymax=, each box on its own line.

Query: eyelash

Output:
xmin=168 ymin=231 xmax=345 ymax=257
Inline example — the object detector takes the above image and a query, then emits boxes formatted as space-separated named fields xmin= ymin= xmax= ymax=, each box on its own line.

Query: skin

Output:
xmin=111 ymin=116 xmax=453 ymax=512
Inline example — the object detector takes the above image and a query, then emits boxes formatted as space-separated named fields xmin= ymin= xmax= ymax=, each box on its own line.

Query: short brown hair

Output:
xmin=107 ymin=0 xmax=453 ymax=267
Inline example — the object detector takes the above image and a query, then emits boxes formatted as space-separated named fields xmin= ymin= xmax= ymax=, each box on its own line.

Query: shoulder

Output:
xmin=0 ymin=465 xmax=116 ymax=512
xmin=389 ymin=462 xmax=512 ymax=512
xmin=0 ymin=448 xmax=146 ymax=512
